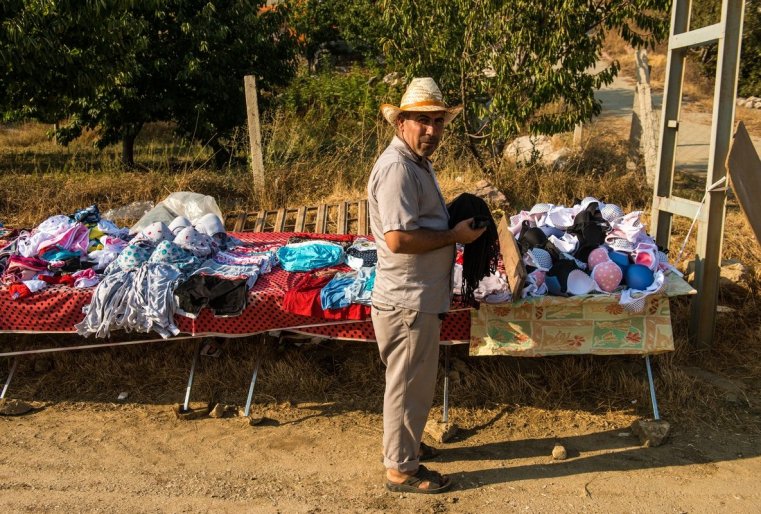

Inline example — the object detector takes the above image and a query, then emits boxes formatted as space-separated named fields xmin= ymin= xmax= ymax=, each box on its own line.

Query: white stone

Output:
xmin=552 ymin=444 xmax=567 ymax=460
xmin=504 ymin=135 xmax=554 ymax=164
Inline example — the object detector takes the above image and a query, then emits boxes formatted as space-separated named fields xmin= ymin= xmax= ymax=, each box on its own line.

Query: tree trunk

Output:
xmin=460 ymin=60 xmax=487 ymax=173
xmin=121 ymin=123 xmax=142 ymax=168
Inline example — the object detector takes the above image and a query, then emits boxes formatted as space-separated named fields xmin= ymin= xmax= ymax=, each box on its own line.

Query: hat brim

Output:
xmin=380 ymin=104 xmax=463 ymax=125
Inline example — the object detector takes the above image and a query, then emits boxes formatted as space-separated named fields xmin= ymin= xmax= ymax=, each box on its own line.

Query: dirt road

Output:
xmin=2 ymin=400 xmax=760 ymax=513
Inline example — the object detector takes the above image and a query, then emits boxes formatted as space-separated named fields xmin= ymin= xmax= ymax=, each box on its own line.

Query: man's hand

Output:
xmin=384 ymin=218 xmax=487 ymax=254
xmin=451 ymin=218 xmax=487 ymax=245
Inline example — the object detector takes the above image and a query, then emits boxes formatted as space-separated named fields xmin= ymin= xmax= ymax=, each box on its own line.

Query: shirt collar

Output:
xmin=391 ymin=135 xmax=430 ymax=167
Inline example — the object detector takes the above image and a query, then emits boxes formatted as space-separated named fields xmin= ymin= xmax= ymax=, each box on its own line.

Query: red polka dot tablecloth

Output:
xmin=0 ymin=232 xmax=470 ymax=342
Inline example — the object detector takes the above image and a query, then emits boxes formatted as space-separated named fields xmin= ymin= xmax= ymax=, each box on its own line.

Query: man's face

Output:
xmin=397 ymin=111 xmax=446 ymax=158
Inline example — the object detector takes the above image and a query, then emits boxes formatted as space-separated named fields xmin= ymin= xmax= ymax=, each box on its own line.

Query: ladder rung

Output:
xmin=670 ymin=23 xmax=724 ymax=49
xmin=653 ymin=196 xmax=703 ymax=220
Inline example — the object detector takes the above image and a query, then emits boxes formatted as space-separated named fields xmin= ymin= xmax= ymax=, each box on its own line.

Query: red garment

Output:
xmin=39 ymin=274 xmax=76 ymax=287
xmin=9 ymin=283 xmax=32 ymax=300
xmin=282 ymin=272 xmax=370 ymax=320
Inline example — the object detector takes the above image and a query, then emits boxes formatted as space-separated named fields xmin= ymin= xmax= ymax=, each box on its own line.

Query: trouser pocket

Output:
xmin=372 ymin=302 xmax=395 ymax=312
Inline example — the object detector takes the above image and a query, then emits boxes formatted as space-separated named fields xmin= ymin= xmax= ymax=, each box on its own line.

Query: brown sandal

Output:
xmin=385 ymin=465 xmax=452 ymax=494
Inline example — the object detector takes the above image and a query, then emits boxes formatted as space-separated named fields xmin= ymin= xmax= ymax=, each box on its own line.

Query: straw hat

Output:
xmin=380 ymin=77 xmax=463 ymax=125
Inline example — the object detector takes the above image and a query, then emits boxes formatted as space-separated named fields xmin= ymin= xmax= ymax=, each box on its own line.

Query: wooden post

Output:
xmin=358 ymin=199 xmax=369 ymax=235
xmin=295 ymin=206 xmax=307 ymax=232
xmin=628 ymin=47 xmax=659 ymax=186
xmin=244 ymin=75 xmax=265 ymax=190
xmin=337 ymin=202 xmax=349 ymax=234
xmin=573 ymin=123 xmax=583 ymax=148
xmin=315 ymin=205 xmax=328 ymax=233
xmin=691 ymin=0 xmax=744 ymax=348
xmin=636 ymin=48 xmax=659 ymax=186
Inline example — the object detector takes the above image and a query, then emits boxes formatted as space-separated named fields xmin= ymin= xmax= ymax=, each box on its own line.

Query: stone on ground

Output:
xmin=552 ymin=443 xmax=568 ymax=460
xmin=425 ymin=419 xmax=458 ymax=443
xmin=631 ymin=419 xmax=671 ymax=447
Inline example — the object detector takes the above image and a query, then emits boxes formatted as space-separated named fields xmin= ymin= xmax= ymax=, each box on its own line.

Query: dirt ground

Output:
xmin=2 ymin=397 xmax=760 ymax=513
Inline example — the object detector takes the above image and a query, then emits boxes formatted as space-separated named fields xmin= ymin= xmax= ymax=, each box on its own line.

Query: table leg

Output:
xmin=442 ymin=345 xmax=450 ymax=423
xmin=183 ymin=340 xmax=203 ymax=412
xmin=645 ymin=355 xmax=660 ymax=420
xmin=244 ymin=340 xmax=264 ymax=417
xmin=1 ymin=357 xmax=19 ymax=400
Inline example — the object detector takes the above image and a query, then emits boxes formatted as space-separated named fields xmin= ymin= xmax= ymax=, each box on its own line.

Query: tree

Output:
xmin=379 ymin=0 xmax=671 ymax=167
xmin=0 ymin=1 xmax=143 ymax=127
xmin=289 ymin=0 xmax=385 ymax=68
xmin=63 ymin=1 xmax=298 ymax=167
xmin=1 ymin=1 xmax=299 ymax=167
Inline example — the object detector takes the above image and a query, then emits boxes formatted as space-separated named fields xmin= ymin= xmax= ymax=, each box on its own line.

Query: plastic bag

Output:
xmin=129 ymin=192 xmax=224 ymax=235
xmin=102 ymin=201 xmax=155 ymax=222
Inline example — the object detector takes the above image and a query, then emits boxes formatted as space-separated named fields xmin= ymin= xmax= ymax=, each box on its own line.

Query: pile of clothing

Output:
xmin=507 ymin=197 xmax=679 ymax=309
xmin=0 ymin=205 xmax=127 ymax=298
xmin=278 ymin=236 xmax=377 ymax=320
xmin=75 ymin=214 xmax=275 ymax=338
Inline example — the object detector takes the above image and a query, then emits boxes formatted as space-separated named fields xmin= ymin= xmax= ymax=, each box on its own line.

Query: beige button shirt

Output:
xmin=367 ymin=136 xmax=454 ymax=314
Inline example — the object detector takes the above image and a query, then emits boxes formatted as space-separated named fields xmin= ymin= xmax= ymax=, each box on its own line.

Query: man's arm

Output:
xmin=384 ymin=218 xmax=486 ymax=254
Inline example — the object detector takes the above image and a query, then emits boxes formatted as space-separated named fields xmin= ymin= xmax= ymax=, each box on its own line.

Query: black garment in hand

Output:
xmin=446 ymin=193 xmax=499 ymax=307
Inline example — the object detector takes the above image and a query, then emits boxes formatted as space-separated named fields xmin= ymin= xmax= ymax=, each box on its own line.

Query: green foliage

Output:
xmin=692 ymin=0 xmax=761 ymax=98
xmin=288 ymin=0 xmax=384 ymax=63
xmin=379 ymin=0 xmax=670 ymax=162
xmin=0 ymin=1 xmax=298 ymax=166
xmin=0 ymin=0 xmax=146 ymax=124
xmin=739 ymin=4 xmax=761 ymax=97
xmin=266 ymin=67 xmax=400 ymax=179
xmin=279 ymin=67 xmax=396 ymax=126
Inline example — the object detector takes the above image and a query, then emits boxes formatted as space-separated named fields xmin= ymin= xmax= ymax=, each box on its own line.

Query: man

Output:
xmin=367 ymin=77 xmax=486 ymax=494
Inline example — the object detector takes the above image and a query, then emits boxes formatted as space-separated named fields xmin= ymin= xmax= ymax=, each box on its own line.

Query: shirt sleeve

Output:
xmin=373 ymin=161 xmax=421 ymax=233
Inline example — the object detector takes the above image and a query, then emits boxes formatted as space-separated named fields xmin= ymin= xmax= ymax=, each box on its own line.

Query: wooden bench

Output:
xmin=225 ymin=200 xmax=370 ymax=235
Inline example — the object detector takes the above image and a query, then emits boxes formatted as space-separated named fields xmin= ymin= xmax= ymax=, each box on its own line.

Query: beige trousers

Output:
xmin=372 ymin=302 xmax=442 ymax=473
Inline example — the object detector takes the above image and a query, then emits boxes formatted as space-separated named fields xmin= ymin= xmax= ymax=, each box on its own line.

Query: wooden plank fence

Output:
xmin=225 ymin=199 xmax=370 ymax=235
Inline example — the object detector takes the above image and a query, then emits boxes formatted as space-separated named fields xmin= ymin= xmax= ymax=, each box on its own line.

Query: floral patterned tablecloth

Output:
xmin=469 ymin=272 xmax=696 ymax=357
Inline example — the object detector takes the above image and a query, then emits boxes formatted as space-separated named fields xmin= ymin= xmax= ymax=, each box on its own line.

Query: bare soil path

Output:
xmin=2 ymin=400 xmax=761 ymax=513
